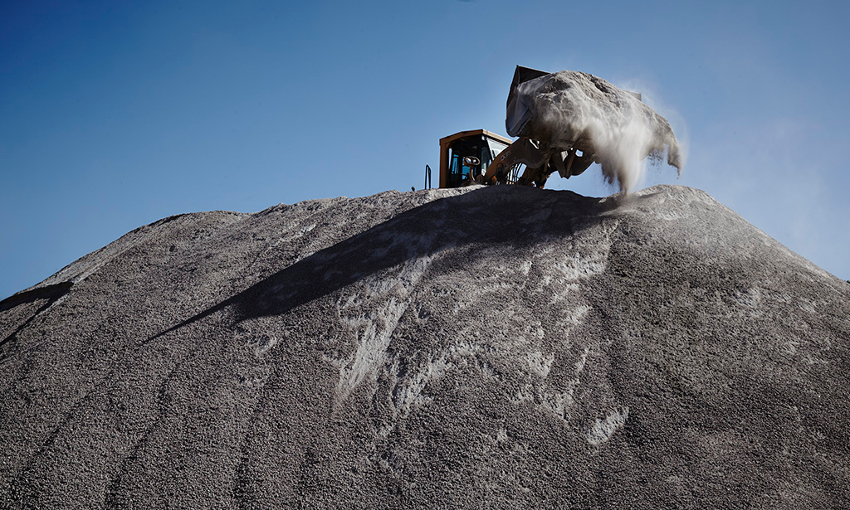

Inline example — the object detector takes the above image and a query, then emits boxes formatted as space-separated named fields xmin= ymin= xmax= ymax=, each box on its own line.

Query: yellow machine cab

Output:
xmin=436 ymin=129 xmax=515 ymax=188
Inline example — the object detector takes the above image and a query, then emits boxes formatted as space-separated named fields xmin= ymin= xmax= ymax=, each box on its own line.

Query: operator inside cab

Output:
xmin=439 ymin=130 xmax=511 ymax=188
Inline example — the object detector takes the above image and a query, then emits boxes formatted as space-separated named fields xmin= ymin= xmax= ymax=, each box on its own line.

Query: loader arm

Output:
xmin=480 ymin=137 xmax=595 ymax=188
xmin=480 ymin=137 xmax=550 ymax=185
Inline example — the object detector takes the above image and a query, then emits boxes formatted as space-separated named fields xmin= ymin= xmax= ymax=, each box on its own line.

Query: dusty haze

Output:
xmin=510 ymin=70 xmax=683 ymax=192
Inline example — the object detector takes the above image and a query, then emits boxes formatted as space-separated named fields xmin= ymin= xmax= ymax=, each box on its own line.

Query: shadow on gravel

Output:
xmin=1 ymin=282 xmax=73 ymax=349
xmin=151 ymin=186 xmax=617 ymax=339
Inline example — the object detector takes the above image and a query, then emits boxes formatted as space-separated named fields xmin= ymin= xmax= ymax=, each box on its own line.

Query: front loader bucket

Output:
xmin=506 ymin=66 xmax=550 ymax=138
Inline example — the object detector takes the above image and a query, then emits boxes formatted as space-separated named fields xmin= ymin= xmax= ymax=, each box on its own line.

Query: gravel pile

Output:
xmin=2 ymin=185 xmax=848 ymax=508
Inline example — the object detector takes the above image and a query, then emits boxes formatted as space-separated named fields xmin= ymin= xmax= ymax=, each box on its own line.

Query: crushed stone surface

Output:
xmin=1 ymin=185 xmax=848 ymax=508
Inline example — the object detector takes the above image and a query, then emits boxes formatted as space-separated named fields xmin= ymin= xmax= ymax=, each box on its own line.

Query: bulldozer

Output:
xmin=429 ymin=66 xmax=681 ymax=190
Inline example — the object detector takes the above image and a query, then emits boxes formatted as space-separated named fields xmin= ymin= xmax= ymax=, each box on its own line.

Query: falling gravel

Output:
xmin=507 ymin=69 xmax=683 ymax=191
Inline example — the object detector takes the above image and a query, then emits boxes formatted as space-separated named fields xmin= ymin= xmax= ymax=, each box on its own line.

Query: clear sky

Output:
xmin=2 ymin=0 xmax=848 ymax=299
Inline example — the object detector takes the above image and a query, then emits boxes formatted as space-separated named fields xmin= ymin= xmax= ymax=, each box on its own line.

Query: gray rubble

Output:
xmin=1 ymin=185 xmax=848 ymax=508
xmin=507 ymin=70 xmax=682 ymax=178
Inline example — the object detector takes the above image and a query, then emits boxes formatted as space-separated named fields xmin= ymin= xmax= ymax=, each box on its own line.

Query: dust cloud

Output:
xmin=511 ymin=70 xmax=683 ymax=192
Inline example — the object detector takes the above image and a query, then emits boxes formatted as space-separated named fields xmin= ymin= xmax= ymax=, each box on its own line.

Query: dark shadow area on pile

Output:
xmin=0 ymin=282 xmax=73 ymax=349
xmin=152 ymin=186 xmax=622 ymax=339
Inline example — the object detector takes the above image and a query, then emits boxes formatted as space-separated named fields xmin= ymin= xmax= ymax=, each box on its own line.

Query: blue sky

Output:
xmin=2 ymin=0 xmax=848 ymax=299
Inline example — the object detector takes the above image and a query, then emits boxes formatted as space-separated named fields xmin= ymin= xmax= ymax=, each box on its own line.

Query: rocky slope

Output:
xmin=1 ymin=185 xmax=848 ymax=508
